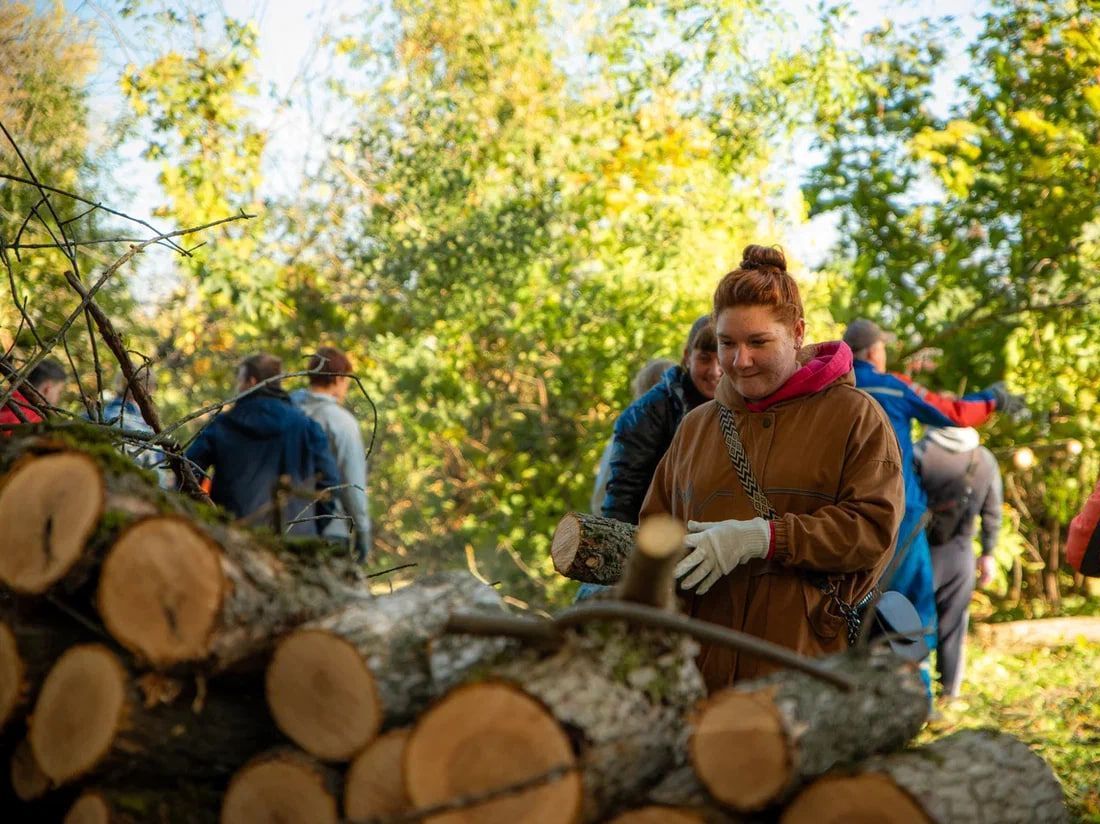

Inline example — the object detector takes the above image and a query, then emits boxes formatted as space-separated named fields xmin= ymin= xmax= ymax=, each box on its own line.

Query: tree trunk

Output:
xmin=96 ymin=514 xmax=367 ymax=672
xmin=551 ymin=513 xmax=637 ymax=585
xmin=1044 ymin=521 xmax=1062 ymax=610
xmin=28 ymin=644 xmax=278 ymax=786
xmin=63 ymin=786 xmax=221 ymax=824
xmin=780 ymin=729 xmax=1067 ymax=824
xmin=644 ymin=767 xmax=748 ymax=824
xmin=605 ymin=807 xmax=707 ymax=824
xmin=404 ymin=623 xmax=705 ymax=822
xmin=344 ymin=728 xmax=412 ymax=821
xmin=690 ymin=647 xmax=928 ymax=812
xmin=10 ymin=736 xmax=50 ymax=801
xmin=265 ymin=571 xmax=505 ymax=761
xmin=221 ymin=749 xmax=341 ymax=824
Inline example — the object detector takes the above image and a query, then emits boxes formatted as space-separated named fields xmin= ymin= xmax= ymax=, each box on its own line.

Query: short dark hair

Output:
xmin=685 ymin=315 xmax=717 ymax=354
xmin=238 ymin=353 xmax=283 ymax=388
xmin=28 ymin=358 xmax=65 ymax=388
xmin=307 ymin=347 xmax=353 ymax=387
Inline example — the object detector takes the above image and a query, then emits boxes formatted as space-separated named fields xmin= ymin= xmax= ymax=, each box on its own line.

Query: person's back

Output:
xmin=291 ymin=346 xmax=372 ymax=560
xmin=185 ymin=354 xmax=339 ymax=536
xmin=917 ymin=435 xmax=1000 ymax=553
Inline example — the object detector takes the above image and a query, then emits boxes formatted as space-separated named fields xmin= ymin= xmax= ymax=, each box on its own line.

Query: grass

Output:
xmin=923 ymin=636 xmax=1100 ymax=822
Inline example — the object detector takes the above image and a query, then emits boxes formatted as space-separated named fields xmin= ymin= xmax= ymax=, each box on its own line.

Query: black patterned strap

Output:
xmin=716 ymin=403 xmax=866 ymax=644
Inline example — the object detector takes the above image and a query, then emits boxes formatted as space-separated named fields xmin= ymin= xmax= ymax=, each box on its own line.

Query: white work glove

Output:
xmin=674 ymin=517 xmax=771 ymax=595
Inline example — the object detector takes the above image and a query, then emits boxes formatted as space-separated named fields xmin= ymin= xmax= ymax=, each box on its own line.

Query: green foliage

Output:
xmin=928 ymin=639 xmax=1100 ymax=821
xmin=807 ymin=0 xmax=1100 ymax=608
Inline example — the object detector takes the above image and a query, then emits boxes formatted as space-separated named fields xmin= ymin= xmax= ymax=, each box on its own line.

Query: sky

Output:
xmin=67 ymin=0 xmax=990 ymax=301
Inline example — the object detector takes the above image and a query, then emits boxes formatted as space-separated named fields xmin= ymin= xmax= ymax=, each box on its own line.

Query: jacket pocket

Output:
xmin=801 ymin=578 xmax=843 ymax=642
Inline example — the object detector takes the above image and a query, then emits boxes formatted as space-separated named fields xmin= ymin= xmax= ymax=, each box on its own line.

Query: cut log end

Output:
xmin=636 ymin=515 xmax=686 ymax=559
xmin=0 ymin=620 xmax=24 ymax=729
xmin=0 ymin=452 xmax=105 ymax=593
xmin=64 ymin=792 xmax=111 ymax=824
xmin=11 ymin=737 xmax=51 ymax=801
xmin=29 ymin=644 xmax=127 ymax=784
xmin=691 ymin=689 xmax=790 ymax=811
xmin=266 ymin=629 xmax=381 ymax=761
xmin=404 ymin=681 xmax=582 ymax=824
xmin=345 ymin=727 xmax=412 ymax=820
xmin=222 ymin=753 xmax=339 ymax=824
xmin=606 ymin=807 xmax=705 ymax=824
xmin=97 ymin=517 xmax=225 ymax=666
xmin=551 ymin=513 xmax=584 ymax=574
xmin=780 ymin=773 xmax=932 ymax=824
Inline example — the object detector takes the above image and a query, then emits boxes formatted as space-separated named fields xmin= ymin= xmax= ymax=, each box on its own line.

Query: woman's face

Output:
xmin=684 ymin=347 xmax=722 ymax=399
xmin=716 ymin=305 xmax=803 ymax=400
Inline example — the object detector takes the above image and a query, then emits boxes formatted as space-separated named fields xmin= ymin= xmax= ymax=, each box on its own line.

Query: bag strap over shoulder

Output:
xmin=716 ymin=403 xmax=870 ymax=644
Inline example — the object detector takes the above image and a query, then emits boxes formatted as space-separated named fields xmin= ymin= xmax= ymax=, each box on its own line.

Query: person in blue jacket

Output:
xmin=186 ymin=353 xmax=341 ymax=538
xmin=844 ymin=319 xmax=1011 ymax=660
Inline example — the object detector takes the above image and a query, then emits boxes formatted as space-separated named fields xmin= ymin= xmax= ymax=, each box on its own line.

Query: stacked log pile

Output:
xmin=0 ymin=444 xmax=1069 ymax=822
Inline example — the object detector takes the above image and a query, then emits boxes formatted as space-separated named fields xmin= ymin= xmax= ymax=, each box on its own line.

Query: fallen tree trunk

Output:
xmin=265 ymin=571 xmax=505 ymax=761
xmin=405 ymin=622 xmax=705 ymax=823
xmin=551 ymin=513 xmax=637 ymax=585
xmin=96 ymin=514 xmax=367 ymax=671
xmin=781 ymin=729 xmax=1067 ymax=824
xmin=690 ymin=646 xmax=928 ymax=812
xmin=28 ymin=644 xmax=278 ymax=786
xmin=221 ymin=749 xmax=340 ymax=824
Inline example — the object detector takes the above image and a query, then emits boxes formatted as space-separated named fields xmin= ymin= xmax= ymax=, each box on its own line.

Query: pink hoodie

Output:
xmin=744 ymin=341 xmax=854 ymax=413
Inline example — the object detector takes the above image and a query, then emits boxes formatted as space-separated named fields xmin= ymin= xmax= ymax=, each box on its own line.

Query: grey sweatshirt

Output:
xmin=291 ymin=389 xmax=372 ymax=557
xmin=916 ymin=428 xmax=1002 ymax=556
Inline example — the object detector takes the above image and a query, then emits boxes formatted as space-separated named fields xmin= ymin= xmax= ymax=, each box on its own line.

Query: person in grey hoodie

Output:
xmin=916 ymin=426 xmax=1003 ymax=698
xmin=292 ymin=346 xmax=372 ymax=561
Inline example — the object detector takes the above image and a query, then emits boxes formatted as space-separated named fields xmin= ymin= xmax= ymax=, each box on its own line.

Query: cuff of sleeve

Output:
xmin=770 ymin=518 xmax=791 ymax=563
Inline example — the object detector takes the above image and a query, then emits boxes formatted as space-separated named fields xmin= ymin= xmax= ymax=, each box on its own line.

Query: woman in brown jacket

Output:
xmin=640 ymin=245 xmax=904 ymax=691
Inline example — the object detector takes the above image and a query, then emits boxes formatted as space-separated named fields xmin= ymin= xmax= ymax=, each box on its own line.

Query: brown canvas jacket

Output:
xmin=639 ymin=363 xmax=903 ymax=691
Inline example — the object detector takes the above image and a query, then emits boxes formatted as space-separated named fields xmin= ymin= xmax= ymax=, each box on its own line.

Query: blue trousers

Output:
xmin=574 ymin=582 xmax=609 ymax=601
xmin=887 ymin=506 xmax=939 ymax=653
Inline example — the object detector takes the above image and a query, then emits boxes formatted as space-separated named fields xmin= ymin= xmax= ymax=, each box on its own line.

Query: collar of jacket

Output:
xmin=717 ymin=341 xmax=854 ymax=412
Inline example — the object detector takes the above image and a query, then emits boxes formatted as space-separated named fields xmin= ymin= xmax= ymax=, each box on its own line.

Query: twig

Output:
xmin=555 ymin=601 xmax=856 ymax=690
xmin=366 ymin=562 xmax=418 ymax=579
xmin=444 ymin=613 xmax=560 ymax=646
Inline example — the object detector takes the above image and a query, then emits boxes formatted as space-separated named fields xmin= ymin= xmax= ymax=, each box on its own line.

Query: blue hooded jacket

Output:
xmin=852 ymin=360 xmax=956 ymax=514
xmin=185 ymin=389 xmax=340 ymax=535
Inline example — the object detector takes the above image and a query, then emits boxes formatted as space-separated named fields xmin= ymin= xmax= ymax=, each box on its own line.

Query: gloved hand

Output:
xmin=986 ymin=382 xmax=1027 ymax=415
xmin=674 ymin=517 xmax=771 ymax=595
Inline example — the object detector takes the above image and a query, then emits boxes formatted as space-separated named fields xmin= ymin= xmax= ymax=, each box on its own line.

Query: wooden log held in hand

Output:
xmin=551 ymin=513 xmax=637 ymax=585
xmin=265 ymin=571 xmax=504 ymax=761
xmin=221 ymin=749 xmax=340 ymax=824
xmin=28 ymin=644 xmax=278 ymax=786
xmin=780 ymin=729 xmax=1068 ymax=824
xmin=690 ymin=646 xmax=928 ymax=812
xmin=344 ymin=728 xmax=412 ymax=820
xmin=96 ymin=514 xmax=365 ymax=671
xmin=615 ymin=515 xmax=685 ymax=609
xmin=405 ymin=622 xmax=705 ymax=822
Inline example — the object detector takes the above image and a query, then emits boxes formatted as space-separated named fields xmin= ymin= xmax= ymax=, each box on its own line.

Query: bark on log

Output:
xmin=552 ymin=514 xmax=637 ymax=585
xmin=221 ymin=749 xmax=341 ymax=824
xmin=780 ymin=729 xmax=1067 ymax=824
xmin=405 ymin=623 xmax=705 ymax=823
xmin=28 ymin=644 xmax=279 ymax=785
xmin=63 ymin=786 xmax=221 ymax=824
xmin=96 ymin=514 xmax=367 ymax=671
xmin=690 ymin=646 xmax=928 ymax=812
xmin=344 ymin=728 xmax=412 ymax=821
xmin=265 ymin=571 xmax=504 ymax=761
